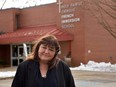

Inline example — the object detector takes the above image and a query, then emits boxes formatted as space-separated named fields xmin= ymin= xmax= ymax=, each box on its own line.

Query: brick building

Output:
xmin=0 ymin=0 xmax=116 ymax=67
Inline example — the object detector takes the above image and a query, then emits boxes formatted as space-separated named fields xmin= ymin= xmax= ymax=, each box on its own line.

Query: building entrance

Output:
xmin=11 ymin=44 xmax=31 ymax=66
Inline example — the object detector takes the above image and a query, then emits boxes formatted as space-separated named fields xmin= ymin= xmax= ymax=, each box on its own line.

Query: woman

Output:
xmin=11 ymin=35 xmax=75 ymax=87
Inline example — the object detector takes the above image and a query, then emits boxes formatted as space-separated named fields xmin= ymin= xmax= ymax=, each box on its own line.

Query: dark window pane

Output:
xmin=19 ymin=59 xmax=23 ymax=63
xmin=12 ymin=59 xmax=18 ymax=66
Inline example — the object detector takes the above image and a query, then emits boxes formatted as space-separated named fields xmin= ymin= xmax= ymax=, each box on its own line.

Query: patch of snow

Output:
xmin=70 ymin=60 xmax=116 ymax=72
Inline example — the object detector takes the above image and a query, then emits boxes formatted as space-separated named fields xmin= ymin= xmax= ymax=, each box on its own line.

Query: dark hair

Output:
xmin=27 ymin=34 xmax=60 ymax=69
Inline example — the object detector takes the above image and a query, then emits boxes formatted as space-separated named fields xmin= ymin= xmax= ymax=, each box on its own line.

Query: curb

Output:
xmin=0 ymin=77 xmax=14 ymax=80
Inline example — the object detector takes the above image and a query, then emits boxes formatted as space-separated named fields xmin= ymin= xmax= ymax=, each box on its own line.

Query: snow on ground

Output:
xmin=70 ymin=60 xmax=116 ymax=72
xmin=0 ymin=71 xmax=16 ymax=78
xmin=0 ymin=60 xmax=116 ymax=78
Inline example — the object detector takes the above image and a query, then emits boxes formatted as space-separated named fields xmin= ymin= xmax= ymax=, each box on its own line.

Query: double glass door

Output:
xmin=11 ymin=44 xmax=31 ymax=66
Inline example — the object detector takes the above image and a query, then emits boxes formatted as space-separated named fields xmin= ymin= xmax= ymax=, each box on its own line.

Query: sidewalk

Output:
xmin=72 ymin=70 xmax=116 ymax=87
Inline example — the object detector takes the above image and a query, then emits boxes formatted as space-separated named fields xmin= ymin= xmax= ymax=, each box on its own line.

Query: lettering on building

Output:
xmin=60 ymin=1 xmax=82 ymax=29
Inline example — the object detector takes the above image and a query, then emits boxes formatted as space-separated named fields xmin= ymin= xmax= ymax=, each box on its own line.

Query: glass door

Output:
xmin=18 ymin=46 xmax=24 ymax=64
xmin=11 ymin=44 xmax=31 ymax=66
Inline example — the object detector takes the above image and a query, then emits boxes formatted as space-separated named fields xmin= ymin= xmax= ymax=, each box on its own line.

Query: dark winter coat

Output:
xmin=11 ymin=59 xmax=75 ymax=87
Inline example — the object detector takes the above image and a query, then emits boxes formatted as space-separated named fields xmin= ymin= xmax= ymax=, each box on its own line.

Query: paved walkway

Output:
xmin=72 ymin=70 xmax=116 ymax=87
xmin=0 ymin=67 xmax=116 ymax=87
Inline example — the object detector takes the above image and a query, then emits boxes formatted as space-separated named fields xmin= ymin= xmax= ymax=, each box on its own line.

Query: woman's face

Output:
xmin=38 ymin=44 xmax=56 ymax=63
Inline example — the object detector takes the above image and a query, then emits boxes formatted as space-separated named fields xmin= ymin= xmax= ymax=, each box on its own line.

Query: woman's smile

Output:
xmin=38 ymin=44 xmax=56 ymax=62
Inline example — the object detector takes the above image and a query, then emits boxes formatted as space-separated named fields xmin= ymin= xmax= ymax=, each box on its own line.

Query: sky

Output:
xmin=0 ymin=60 xmax=116 ymax=79
xmin=0 ymin=0 xmax=56 ymax=9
